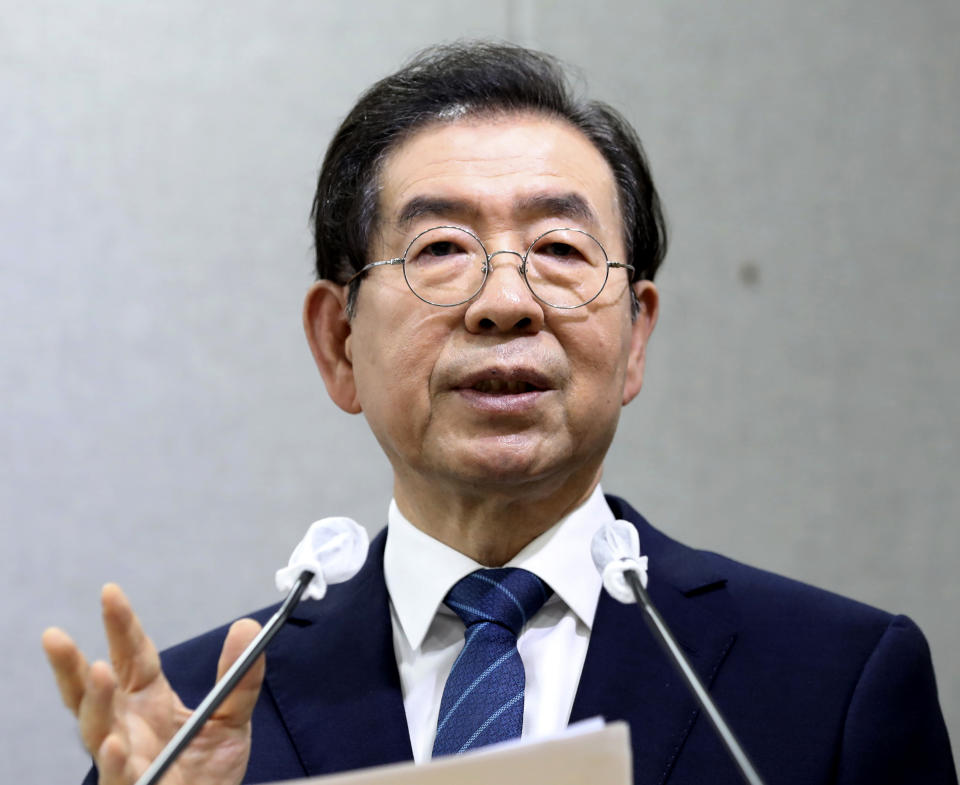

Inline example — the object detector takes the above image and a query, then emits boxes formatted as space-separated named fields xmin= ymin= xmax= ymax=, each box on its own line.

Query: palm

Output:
xmin=43 ymin=584 xmax=263 ymax=785
xmin=122 ymin=687 xmax=251 ymax=785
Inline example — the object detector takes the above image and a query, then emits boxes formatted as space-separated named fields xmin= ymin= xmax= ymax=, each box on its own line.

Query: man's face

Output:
xmin=307 ymin=113 xmax=657 ymax=503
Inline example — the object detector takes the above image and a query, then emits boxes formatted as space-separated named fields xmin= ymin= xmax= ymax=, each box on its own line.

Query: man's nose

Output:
xmin=463 ymin=250 xmax=545 ymax=334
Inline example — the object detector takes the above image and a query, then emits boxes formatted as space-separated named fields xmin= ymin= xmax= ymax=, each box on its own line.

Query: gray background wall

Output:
xmin=2 ymin=1 xmax=957 ymax=780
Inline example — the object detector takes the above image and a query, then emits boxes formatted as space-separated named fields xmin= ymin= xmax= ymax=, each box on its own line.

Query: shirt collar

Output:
xmin=384 ymin=484 xmax=612 ymax=651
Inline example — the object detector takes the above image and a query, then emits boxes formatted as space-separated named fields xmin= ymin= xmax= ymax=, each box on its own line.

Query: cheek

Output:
xmin=565 ymin=322 xmax=633 ymax=410
xmin=356 ymin=345 xmax=426 ymax=410
xmin=351 ymin=317 xmax=447 ymax=428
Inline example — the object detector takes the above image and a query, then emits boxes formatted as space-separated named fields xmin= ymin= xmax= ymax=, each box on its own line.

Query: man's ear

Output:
xmin=303 ymin=281 xmax=362 ymax=414
xmin=622 ymin=280 xmax=659 ymax=406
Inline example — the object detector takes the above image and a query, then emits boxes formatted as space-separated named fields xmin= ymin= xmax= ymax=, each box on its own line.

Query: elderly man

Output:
xmin=44 ymin=43 xmax=955 ymax=785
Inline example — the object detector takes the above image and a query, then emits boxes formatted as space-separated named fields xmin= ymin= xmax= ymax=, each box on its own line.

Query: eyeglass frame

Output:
xmin=344 ymin=225 xmax=635 ymax=309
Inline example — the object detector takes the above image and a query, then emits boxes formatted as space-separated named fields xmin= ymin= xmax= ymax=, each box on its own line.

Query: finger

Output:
xmin=77 ymin=660 xmax=119 ymax=758
xmin=96 ymin=731 xmax=132 ymax=785
xmin=42 ymin=627 xmax=89 ymax=715
xmin=101 ymin=583 xmax=163 ymax=691
xmin=213 ymin=618 xmax=265 ymax=728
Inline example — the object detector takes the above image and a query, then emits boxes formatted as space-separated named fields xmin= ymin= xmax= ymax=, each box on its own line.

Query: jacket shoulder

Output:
xmin=605 ymin=492 xmax=895 ymax=635
xmin=606 ymin=493 xmax=956 ymax=783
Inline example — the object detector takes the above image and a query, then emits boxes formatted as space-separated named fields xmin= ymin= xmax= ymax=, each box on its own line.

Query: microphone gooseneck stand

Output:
xmin=623 ymin=569 xmax=767 ymax=785
xmin=134 ymin=569 xmax=315 ymax=785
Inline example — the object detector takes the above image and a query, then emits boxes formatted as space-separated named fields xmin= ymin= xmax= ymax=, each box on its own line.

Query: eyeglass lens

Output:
xmin=401 ymin=227 xmax=610 ymax=308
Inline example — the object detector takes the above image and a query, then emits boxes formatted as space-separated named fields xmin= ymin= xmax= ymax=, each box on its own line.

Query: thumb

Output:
xmin=212 ymin=619 xmax=265 ymax=728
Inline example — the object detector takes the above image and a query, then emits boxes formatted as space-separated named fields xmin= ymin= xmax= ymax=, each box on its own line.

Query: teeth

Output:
xmin=472 ymin=379 xmax=535 ymax=394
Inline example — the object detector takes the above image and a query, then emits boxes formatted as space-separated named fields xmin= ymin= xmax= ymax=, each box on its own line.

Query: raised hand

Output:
xmin=43 ymin=583 xmax=264 ymax=785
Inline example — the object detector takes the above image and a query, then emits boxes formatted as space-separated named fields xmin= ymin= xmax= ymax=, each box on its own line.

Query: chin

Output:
xmin=444 ymin=435 xmax=572 ymax=488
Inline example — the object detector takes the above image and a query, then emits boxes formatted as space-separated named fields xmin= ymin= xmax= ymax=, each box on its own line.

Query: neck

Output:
xmin=392 ymin=468 xmax=602 ymax=565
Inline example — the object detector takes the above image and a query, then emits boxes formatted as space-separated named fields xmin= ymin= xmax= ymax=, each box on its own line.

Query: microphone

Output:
xmin=135 ymin=517 xmax=369 ymax=785
xmin=275 ymin=516 xmax=371 ymax=599
xmin=591 ymin=520 xmax=766 ymax=785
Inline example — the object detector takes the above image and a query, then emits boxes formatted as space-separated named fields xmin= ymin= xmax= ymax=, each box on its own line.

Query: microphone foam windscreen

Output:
xmin=275 ymin=517 xmax=369 ymax=600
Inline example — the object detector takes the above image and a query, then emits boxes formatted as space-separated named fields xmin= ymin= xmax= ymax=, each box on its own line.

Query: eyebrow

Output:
xmin=395 ymin=196 xmax=479 ymax=229
xmin=393 ymin=191 xmax=599 ymax=231
xmin=513 ymin=193 xmax=598 ymax=227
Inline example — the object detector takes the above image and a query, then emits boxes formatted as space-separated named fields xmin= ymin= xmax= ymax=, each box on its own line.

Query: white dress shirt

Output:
xmin=383 ymin=484 xmax=613 ymax=762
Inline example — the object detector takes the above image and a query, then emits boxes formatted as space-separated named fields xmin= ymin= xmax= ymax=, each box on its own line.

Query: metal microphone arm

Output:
xmin=623 ymin=569 xmax=766 ymax=785
xmin=134 ymin=569 xmax=314 ymax=785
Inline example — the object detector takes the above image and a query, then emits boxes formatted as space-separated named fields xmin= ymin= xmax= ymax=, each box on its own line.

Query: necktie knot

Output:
xmin=443 ymin=568 xmax=552 ymax=637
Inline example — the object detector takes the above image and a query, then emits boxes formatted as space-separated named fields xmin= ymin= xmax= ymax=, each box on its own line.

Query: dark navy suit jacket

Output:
xmin=84 ymin=496 xmax=956 ymax=784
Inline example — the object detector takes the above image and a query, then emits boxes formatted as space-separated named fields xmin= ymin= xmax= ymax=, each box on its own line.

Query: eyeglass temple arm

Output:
xmin=345 ymin=258 xmax=404 ymax=286
xmin=608 ymin=262 xmax=635 ymax=272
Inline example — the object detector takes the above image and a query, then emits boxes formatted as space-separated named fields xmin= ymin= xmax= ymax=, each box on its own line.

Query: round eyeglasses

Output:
xmin=346 ymin=226 xmax=634 ymax=309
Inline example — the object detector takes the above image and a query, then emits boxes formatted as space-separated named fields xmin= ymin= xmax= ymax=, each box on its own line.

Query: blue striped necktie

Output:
xmin=432 ymin=568 xmax=552 ymax=757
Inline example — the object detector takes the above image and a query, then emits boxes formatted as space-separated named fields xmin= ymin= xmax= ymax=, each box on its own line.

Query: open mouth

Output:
xmin=454 ymin=366 xmax=555 ymax=401
xmin=471 ymin=379 xmax=543 ymax=394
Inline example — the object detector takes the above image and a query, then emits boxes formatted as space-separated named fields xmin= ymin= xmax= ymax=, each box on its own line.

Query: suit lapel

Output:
xmin=571 ymin=497 xmax=738 ymax=785
xmin=263 ymin=530 xmax=414 ymax=777
xmin=257 ymin=499 xmax=737 ymax=782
